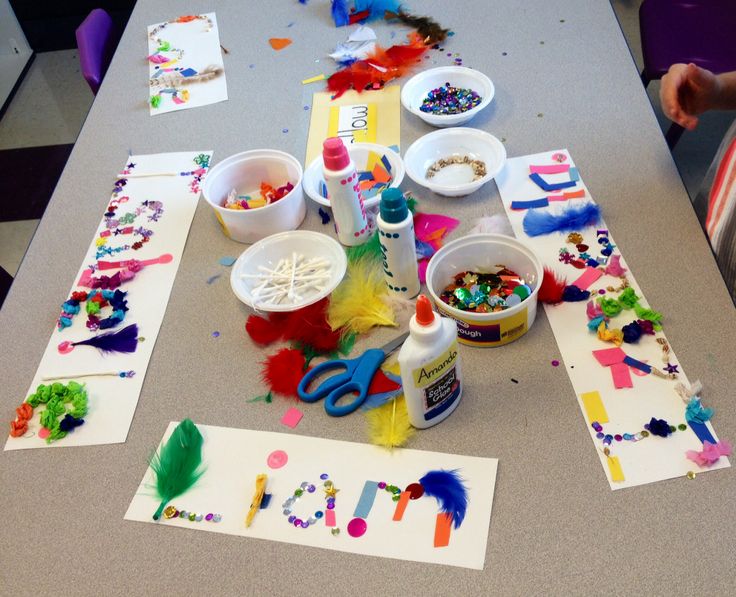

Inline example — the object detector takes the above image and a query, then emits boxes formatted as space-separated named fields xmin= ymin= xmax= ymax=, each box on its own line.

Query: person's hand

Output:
xmin=660 ymin=63 xmax=721 ymax=130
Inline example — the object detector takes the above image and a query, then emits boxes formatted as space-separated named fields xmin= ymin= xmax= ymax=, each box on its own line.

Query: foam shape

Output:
xmin=392 ymin=491 xmax=411 ymax=521
xmin=353 ymin=480 xmax=379 ymax=518
xmin=610 ymin=362 xmax=633 ymax=389
xmin=592 ymin=347 xmax=626 ymax=366
xmin=689 ymin=421 xmax=717 ymax=445
xmin=511 ymin=198 xmax=549 ymax=210
xmin=324 ymin=509 xmax=337 ymax=527
xmin=529 ymin=172 xmax=578 ymax=192
xmin=580 ymin=391 xmax=609 ymax=424
xmin=280 ymin=407 xmax=303 ymax=429
xmin=623 ymin=355 xmax=651 ymax=374
xmin=572 ymin=267 xmax=603 ymax=290
xmin=434 ymin=512 xmax=453 ymax=547
xmin=607 ymin=456 xmax=624 ymax=482
xmin=269 ymin=38 xmax=293 ymax=50
xmin=530 ymin=164 xmax=570 ymax=174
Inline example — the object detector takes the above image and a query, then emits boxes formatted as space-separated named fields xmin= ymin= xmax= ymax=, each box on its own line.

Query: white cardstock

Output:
xmin=5 ymin=152 xmax=212 ymax=450
xmin=495 ymin=150 xmax=730 ymax=489
xmin=148 ymin=13 xmax=228 ymax=115
xmin=125 ymin=423 xmax=498 ymax=570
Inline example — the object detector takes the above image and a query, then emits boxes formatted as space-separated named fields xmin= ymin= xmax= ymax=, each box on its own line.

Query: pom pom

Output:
xmin=419 ymin=469 xmax=468 ymax=529
xmin=686 ymin=440 xmax=732 ymax=467
xmin=562 ymin=285 xmax=590 ymax=302
xmin=365 ymin=394 xmax=415 ymax=449
xmin=245 ymin=314 xmax=283 ymax=346
xmin=261 ymin=348 xmax=308 ymax=399
xmin=538 ymin=267 xmax=567 ymax=304
xmin=604 ymin=254 xmax=627 ymax=277
xmin=622 ymin=320 xmax=642 ymax=344
xmin=522 ymin=202 xmax=602 ymax=237
xmin=647 ymin=417 xmax=671 ymax=437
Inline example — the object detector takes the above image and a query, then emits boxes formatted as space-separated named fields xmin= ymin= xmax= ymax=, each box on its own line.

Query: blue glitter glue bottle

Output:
xmin=376 ymin=188 xmax=420 ymax=298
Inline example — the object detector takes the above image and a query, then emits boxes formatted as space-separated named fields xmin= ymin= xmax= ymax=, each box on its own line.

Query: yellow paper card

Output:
xmin=607 ymin=456 xmax=625 ymax=482
xmin=305 ymin=86 xmax=401 ymax=164
xmin=580 ymin=391 xmax=608 ymax=424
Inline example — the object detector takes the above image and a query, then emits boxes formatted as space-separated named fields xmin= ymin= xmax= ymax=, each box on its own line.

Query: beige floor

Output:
xmin=0 ymin=4 xmax=733 ymax=281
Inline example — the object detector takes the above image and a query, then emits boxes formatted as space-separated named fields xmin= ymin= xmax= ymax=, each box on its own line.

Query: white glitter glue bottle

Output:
xmin=376 ymin=188 xmax=420 ymax=298
xmin=322 ymin=137 xmax=369 ymax=246
xmin=399 ymin=295 xmax=463 ymax=429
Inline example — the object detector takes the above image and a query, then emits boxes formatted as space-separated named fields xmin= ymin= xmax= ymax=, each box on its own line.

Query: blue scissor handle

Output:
xmin=297 ymin=349 xmax=386 ymax=417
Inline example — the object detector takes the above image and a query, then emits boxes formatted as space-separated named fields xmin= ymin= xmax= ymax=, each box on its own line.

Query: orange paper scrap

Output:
xmin=372 ymin=163 xmax=391 ymax=184
xmin=269 ymin=38 xmax=292 ymax=51
xmin=433 ymin=512 xmax=453 ymax=547
xmin=392 ymin=491 xmax=411 ymax=521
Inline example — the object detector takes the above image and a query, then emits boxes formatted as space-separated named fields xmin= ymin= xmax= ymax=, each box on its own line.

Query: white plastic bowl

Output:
xmin=403 ymin=128 xmax=507 ymax=197
xmin=303 ymin=143 xmax=404 ymax=209
xmin=401 ymin=66 xmax=494 ymax=127
xmin=230 ymin=230 xmax=347 ymax=312
xmin=202 ymin=149 xmax=305 ymax=244
xmin=425 ymin=234 xmax=543 ymax=347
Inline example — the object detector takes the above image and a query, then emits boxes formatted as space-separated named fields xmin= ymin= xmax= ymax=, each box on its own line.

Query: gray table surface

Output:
xmin=2 ymin=1 xmax=735 ymax=595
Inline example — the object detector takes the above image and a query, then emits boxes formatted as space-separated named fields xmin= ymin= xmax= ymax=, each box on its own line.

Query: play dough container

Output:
xmin=202 ymin=149 xmax=305 ymax=244
xmin=425 ymin=234 xmax=543 ymax=347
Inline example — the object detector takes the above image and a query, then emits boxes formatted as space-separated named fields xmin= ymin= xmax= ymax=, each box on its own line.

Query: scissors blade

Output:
xmin=379 ymin=332 xmax=410 ymax=356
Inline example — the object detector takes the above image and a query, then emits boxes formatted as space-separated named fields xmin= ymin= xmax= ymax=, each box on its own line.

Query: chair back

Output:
xmin=75 ymin=9 xmax=115 ymax=95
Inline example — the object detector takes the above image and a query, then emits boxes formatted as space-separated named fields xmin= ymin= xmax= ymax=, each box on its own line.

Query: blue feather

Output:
xmin=419 ymin=469 xmax=468 ymax=529
xmin=331 ymin=0 xmax=349 ymax=26
xmin=523 ymin=202 xmax=602 ymax=237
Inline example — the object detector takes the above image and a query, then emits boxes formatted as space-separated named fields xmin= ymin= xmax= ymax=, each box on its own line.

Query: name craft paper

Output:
xmin=125 ymin=424 xmax=498 ymax=570
xmin=5 ymin=152 xmax=212 ymax=450
xmin=148 ymin=13 xmax=228 ymax=115
xmin=496 ymin=150 xmax=729 ymax=489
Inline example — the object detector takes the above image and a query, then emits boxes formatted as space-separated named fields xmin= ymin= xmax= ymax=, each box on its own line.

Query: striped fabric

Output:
xmin=693 ymin=119 xmax=736 ymax=303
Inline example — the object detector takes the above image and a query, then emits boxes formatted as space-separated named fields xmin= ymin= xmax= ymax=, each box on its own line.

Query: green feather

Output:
xmin=346 ymin=231 xmax=382 ymax=264
xmin=150 ymin=419 xmax=205 ymax=520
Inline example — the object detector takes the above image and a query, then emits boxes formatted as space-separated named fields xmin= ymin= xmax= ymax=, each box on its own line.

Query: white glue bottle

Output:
xmin=376 ymin=188 xmax=420 ymax=298
xmin=322 ymin=137 xmax=369 ymax=246
xmin=399 ymin=295 xmax=463 ymax=429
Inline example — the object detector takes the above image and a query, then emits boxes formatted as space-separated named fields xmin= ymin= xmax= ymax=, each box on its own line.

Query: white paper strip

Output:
xmin=125 ymin=423 xmax=498 ymax=570
xmin=495 ymin=149 xmax=729 ymax=489
xmin=5 ymin=151 xmax=212 ymax=450
xmin=148 ymin=13 xmax=228 ymax=115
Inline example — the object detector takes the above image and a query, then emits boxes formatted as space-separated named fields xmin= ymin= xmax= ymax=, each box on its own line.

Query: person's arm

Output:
xmin=660 ymin=64 xmax=736 ymax=130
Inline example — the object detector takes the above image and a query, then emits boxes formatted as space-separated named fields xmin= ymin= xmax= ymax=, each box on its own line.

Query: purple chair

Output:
xmin=76 ymin=9 xmax=116 ymax=95
xmin=639 ymin=0 xmax=736 ymax=148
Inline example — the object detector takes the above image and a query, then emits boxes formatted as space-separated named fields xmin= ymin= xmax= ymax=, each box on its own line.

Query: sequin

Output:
xmin=293 ymin=518 xmax=303 ymax=527
xmin=163 ymin=506 xmax=178 ymax=519
xmin=347 ymin=517 xmax=368 ymax=538
xmin=307 ymin=484 xmax=316 ymax=493
xmin=327 ymin=502 xmax=335 ymax=510
xmin=212 ymin=514 xmax=222 ymax=523
xmin=205 ymin=513 xmax=213 ymax=521
xmin=288 ymin=515 xmax=296 ymax=523
xmin=378 ymin=482 xmax=387 ymax=489
xmin=300 ymin=521 xmax=309 ymax=528
xmin=195 ymin=514 xmax=203 ymax=522
xmin=189 ymin=513 xmax=196 ymax=521
xmin=406 ymin=483 xmax=424 ymax=499
xmin=678 ymin=424 xmax=687 ymax=431
xmin=331 ymin=528 xmax=340 ymax=536
xmin=300 ymin=482 xmax=309 ymax=489
xmin=315 ymin=511 xmax=324 ymax=519
xmin=320 ymin=473 xmax=329 ymax=480
xmin=687 ymin=471 xmax=696 ymax=480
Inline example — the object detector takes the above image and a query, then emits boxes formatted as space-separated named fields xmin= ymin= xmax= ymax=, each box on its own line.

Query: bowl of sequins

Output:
xmin=202 ymin=149 xmax=305 ymax=244
xmin=401 ymin=66 xmax=494 ymax=127
xmin=303 ymin=142 xmax=404 ymax=211
xmin=230 ymin=230 xmax=347 ymax=312
xmin=403 ymin=127 xmax=507 ymax=197
xmin=425 ymin=234 xmax=543 ymax=347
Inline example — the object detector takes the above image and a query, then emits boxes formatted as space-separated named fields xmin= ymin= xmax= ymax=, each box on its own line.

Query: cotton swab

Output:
xmin=41 ymin=370 xmax=135 ymax=381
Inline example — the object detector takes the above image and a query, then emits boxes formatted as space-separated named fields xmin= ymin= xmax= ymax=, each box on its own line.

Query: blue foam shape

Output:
xmin=511 ymin=197 xmax=549 ymax=210
xmin=381 ymin=154 xmax=392 ymax=173
xmin=689 ymin=421 xmax=716 ymax=444
xmin=260 ymin=493 xmax=272 ymax=509
xmin=219 ymin=256 xmax=237 ymax=266
xmin=529 ymin=172 xmax=578 ymax=192
xmin=180 ymin=68 xmax=197 ymax=77
xmin=623 ymin=355 xmax=651 ymax=374
xmin=353 ymin=481 xmax=379 ymax=518
xmin=388 ymin=144 xmax=400 ymax=153
xmin=358 ymin=171 xmax=373 ymax=181
xmin=569 ymin=167 xmax=580 ymax=181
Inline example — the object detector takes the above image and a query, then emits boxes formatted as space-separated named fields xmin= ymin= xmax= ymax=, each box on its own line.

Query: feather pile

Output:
xmin=150 ymin=419 xmax=205 ymax=520
xmin=71 ymin=323 xmax=139 ymax=354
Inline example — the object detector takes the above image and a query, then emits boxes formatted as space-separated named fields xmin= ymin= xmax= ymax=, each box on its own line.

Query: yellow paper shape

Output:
xmin=607 ymin=456 xmax=625 ymax=482
xmin=305 ymin=86 xmax=400 ymax=165
xmin=580 ymin=391 xmax=608 ymax=424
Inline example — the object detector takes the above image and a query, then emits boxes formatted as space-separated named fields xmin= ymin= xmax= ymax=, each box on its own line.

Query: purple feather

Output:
xmin=73 ymin=323 xmax=139 ymax=354
xmin=419 ymin=469 xmax=468 ymax=529
xmin=523 ymin=202 xmax=602 ymax=237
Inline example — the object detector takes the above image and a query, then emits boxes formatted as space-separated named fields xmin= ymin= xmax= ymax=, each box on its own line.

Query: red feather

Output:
xmin=245 ymin=314 xmax=283 ymax=345
xmin=538 ymin=267 xmax=567 ymax=304
xmin=282 ymin=299 xmax=342 ymax=353
xmin=261 ymin=348 xmax=308 ymax=399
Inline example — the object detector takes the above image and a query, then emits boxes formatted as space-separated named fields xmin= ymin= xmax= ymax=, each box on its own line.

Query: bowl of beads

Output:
xmin=401 ymin=66 xmax=494 ymax=127
xmin=230 ymin=230 xmax=347 ymax=312
xmin=202 ymin=149 xmax=305 ymax=244
xmin=425 ymin=234 xmax=543 ymax=346
xmin=303 ymin=143 xmax=404 ymax=210
xmin=403 ymin=128 xmax=506 ymax=197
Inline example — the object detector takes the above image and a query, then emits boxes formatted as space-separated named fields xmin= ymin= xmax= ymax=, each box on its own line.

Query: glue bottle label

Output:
xmin=412 ymin=341 xmax=461 ymax=421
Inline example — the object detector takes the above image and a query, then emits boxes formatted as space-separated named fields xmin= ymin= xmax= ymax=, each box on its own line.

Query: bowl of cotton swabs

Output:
xmin=230 ymin=230 xmax=347 ymax=312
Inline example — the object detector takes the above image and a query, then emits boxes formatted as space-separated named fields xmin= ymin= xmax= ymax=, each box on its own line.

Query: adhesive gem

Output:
xmin=347 ymin=517 xmax=368 ymax=538
xmin=405 ymin=482 xmax=424 ymax=499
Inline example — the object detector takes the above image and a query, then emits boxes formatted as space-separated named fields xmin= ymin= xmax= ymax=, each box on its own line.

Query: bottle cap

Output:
xmin=379 ymin=187 xmax=409 ymax=224
xmin=322 ymin=137 xmax=349 ymax=170
xmin=415 ymin=295 xmax=435 ymax=326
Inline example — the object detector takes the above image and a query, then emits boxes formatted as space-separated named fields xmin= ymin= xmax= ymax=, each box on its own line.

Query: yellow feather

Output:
xmin=327 ymin=257 xmax=397 ymax=335
xmin=365 ymin=394 xmax=415 ymax=449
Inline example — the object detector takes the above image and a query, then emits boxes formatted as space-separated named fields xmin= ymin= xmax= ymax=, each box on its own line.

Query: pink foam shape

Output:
xmin=530 ymin=164 xmax=570 ymax=174
xmin=281 ymin=407 xmax=303 ymax=429
xmin=610 ymin=362 xmax=633 ymax=388
xmin=572 ymin=267 xmax=604 ymax=290
xmin=592 ymin=347 xmax=626 ymax=366
xmin=324 ymin=509 xmax=337 ymax=527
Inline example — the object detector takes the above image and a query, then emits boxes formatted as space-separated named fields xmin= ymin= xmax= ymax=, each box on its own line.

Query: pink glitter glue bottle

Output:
xmin=322 ymin=137 xmax=369 ymax=246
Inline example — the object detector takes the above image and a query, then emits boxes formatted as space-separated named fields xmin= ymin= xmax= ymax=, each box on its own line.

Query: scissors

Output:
xmin=297 ymin=332 xmax=409 ymax=417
